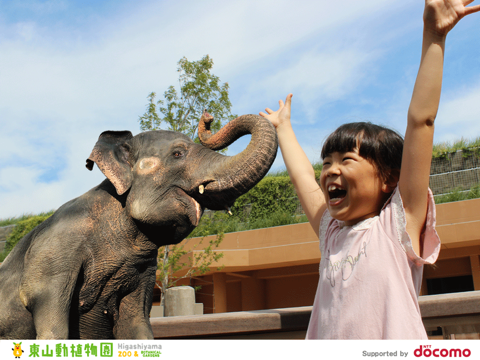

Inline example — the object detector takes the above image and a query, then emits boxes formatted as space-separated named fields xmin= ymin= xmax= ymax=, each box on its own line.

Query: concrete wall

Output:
xmin=429 ymin=151 xmax=480 ymax=194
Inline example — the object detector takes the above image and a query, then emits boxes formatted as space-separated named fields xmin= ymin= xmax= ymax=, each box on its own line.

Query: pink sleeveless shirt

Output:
xmin=306 ymin=187 xmax=441 ymax=339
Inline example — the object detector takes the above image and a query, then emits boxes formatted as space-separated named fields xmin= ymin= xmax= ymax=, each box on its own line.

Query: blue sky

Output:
xmin=1 ymin=0 xmax=480 ymax=218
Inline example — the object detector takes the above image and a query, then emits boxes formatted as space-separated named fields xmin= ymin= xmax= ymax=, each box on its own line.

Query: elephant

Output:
xmin=0 ymin=112 xmax=278 ymax=339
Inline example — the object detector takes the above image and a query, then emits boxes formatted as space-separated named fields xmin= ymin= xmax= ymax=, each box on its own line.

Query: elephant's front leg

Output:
xmin=113 ymin=277 xmax=155 ymax=339
xmin=20 ymin=273 xmax=76 ymax=339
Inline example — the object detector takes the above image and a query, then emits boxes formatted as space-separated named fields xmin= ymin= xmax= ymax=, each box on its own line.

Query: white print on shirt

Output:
xmin=325 ymin=241 xmax=368 ymax=287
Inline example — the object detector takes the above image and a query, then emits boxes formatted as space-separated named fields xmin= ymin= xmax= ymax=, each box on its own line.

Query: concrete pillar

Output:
xmin=164 ymin=286 xmax=195 ymax=317
xmin=241 ymin=278 xmax=266 ymax=311
xmin=213 ymin=273 xmax=227 ymax=313
xmin=470 ymin=255 xmax=480 ymax=291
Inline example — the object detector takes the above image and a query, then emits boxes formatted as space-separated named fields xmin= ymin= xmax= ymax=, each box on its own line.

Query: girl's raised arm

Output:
xmin=400 ymin=0 xmax=480 ymax=255
xmin=260 ymin=94 xmax=326 ymax=237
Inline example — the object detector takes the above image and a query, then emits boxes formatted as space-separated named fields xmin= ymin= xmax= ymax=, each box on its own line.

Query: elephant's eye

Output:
xmin=173 ymin=150 xmax=184 ymax=158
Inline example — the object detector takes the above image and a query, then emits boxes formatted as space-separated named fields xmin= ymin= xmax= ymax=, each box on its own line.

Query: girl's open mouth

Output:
xmin=327 ymin=184 xmax=347 ymax=205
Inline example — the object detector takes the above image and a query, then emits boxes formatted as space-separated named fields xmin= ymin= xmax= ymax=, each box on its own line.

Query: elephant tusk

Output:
xmin=199 ymin=185 xmax=204 ymax=194
xmin=227 ymin=207 xmax=233 ymax=216
xmin=194 ymin=200 xmax=202 ymax=226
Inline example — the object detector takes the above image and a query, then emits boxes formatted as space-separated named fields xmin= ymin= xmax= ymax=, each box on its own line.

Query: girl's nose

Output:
xmin=325 ymin=163 xmax=341 ymax=176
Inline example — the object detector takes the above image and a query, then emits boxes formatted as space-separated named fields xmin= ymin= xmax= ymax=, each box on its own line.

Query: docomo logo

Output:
xmin=414 ymin=345 xmax=471 ymax=358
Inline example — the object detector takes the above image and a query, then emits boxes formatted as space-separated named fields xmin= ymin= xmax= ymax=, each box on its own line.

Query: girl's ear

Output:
xmin=382 ymin=169 xmax=400 ymax=193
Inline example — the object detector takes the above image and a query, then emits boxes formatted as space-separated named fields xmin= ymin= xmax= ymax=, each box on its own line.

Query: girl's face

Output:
xmin=320 ymin=149 xmax=391 ymax=226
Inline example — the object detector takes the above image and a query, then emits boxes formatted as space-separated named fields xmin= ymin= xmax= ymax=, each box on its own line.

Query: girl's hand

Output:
xmin=259 ymin=93 xmax=293 ymax=130
xmin=424 ymin=0 xmax=480 ymax=37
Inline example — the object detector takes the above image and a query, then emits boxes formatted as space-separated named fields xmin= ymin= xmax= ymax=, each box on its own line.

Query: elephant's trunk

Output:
xmin=197 ymin=112 xmax=278 ymax=210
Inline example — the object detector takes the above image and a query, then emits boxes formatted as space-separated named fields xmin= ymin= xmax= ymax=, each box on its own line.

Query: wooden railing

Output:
xmin=151 ymin=291 xmax=480 ymax=339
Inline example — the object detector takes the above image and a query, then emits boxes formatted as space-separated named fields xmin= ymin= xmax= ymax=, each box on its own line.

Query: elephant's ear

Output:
xmin=86 ymin=130 xmax=134 ymax=195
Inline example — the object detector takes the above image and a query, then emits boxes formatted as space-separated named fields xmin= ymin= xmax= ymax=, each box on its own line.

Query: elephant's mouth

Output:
xmin=180 ymin=179 xmax=221 ymax=211
xmin=176 ymin=188 xmax=204 ymax=227
xmin=186 ymin=178 xmax=238 ymax=212
xmin=180 ymin=178 xmax=236 ymax=224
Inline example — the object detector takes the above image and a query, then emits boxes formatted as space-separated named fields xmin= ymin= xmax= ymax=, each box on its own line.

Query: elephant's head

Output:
xmin=86 ymin=113 xmax=278 ymax=244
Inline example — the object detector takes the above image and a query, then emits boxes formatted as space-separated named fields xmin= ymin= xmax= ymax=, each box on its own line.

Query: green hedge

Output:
xmin=232 ymin=175 xmax=298 ymax=220
xmin=0 ymin=213 xmax=53 ymax=262
xmin=232 ymin=169 xmax=322 ymax=220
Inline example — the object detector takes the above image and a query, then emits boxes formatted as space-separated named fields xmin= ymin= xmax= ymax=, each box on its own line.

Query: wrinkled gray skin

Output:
xmin=0 ymin=113 xmax=278 ymax=339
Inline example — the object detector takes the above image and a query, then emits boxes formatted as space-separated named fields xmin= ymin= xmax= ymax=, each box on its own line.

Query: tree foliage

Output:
xmin=139 ymin=55 xmax=236 ymax=141
xmin=157 ymin=233 xmax=225 ymax=306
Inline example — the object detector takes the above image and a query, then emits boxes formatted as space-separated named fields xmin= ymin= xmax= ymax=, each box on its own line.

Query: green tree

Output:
xmin=139 ymin=55 xmax=236 ymax=141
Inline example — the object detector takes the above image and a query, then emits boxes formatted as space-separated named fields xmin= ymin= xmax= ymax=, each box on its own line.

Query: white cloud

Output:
xmin=15 ymin=21 xmax=38 ymax=41
xmin=435 ymin=79 xmax=480 ymax=143
xmin=255 ymin=47 xmax=379 ymax=123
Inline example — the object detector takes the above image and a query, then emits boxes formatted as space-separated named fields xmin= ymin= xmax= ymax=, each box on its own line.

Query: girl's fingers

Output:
xmin=285 ymin=93 xmax=293 ymax=107
xmin=465 ymin=3 xmax=480 ymax=14
xmin=261 ymin=94 xmax=292 ymax=118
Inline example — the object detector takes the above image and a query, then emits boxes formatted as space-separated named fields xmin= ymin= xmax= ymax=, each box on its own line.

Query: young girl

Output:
xmin=260 ymin=0 xmax=480 ymax=339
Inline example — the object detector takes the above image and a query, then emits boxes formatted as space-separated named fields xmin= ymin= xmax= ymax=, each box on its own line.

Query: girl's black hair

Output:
xmin=321 ymin=122 xmax=404 ymax=181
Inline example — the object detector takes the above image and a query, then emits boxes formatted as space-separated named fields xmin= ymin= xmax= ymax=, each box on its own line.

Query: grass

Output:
xmin=432 ymin=137 xmax=480 ymax=159
xmin=434 ymin=184 xmax=480 ymax=205
xmin=0 ymin=211 xmax=55 ymax=227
